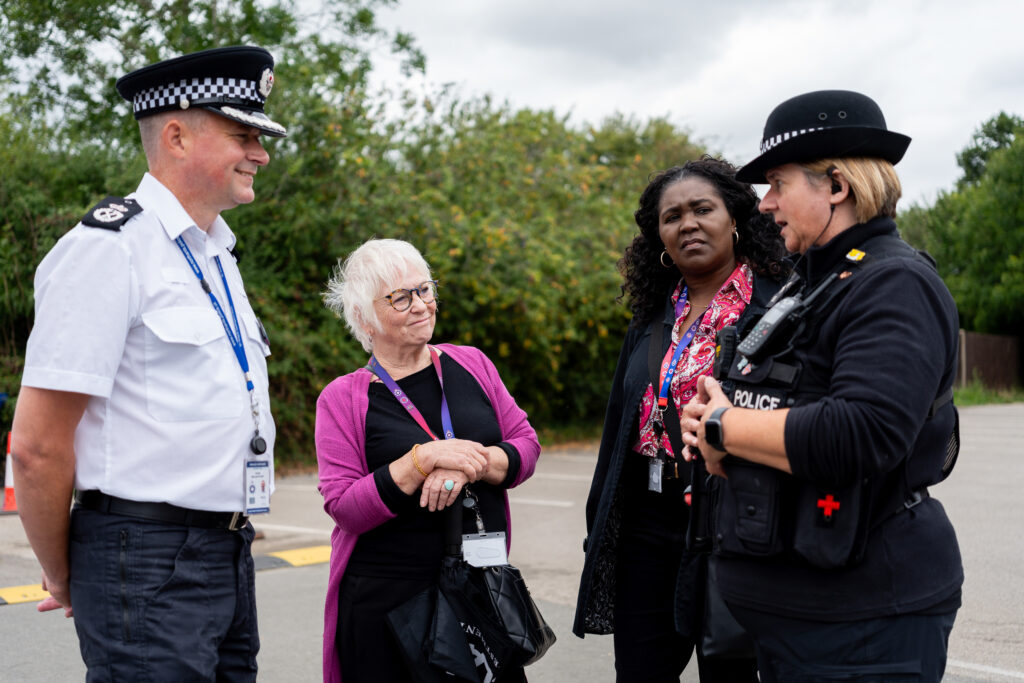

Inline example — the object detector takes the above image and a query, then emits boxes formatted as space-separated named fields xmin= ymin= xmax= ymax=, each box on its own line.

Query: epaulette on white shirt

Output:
xmin=81 ymin=196 xmax=144 ymax=231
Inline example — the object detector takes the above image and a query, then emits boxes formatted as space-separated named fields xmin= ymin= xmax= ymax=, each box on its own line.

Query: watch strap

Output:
xmin=706 ymin=406 xmax=730 ymax=451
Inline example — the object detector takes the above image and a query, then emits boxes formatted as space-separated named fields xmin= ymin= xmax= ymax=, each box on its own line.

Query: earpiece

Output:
xmin=827 ymin=165 xmax=841 ymax=194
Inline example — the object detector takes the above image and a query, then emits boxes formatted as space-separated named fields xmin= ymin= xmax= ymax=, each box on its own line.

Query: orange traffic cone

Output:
xmin=1 ymin=432 xmax=16 ymax=513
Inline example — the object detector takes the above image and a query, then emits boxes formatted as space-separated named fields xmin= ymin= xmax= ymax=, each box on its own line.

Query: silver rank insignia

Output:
xmin=82 ymin=196 xmax=143 ymax=231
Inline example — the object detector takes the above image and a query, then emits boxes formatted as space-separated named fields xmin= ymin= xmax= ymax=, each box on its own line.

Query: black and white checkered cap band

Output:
xmin=759 ymin=126 xmax=826 ymax=154
xmin=133 ymin=77 xmax=263 ymax=115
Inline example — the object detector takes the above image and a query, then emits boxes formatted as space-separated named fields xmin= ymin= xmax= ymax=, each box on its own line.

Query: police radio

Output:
xmin=736 ymin=295 xmax=803 ymax=362
xmin=737 ymin=271 xmax=842 ymax=363
xmin=713 ymin=326 xmax=738 ymax=380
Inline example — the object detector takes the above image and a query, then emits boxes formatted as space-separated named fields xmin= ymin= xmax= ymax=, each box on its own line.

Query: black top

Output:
xmin=716 ymin=217 xmax=963 ymax=620
xmin=345 ymin=353 xmax=520 ymax=578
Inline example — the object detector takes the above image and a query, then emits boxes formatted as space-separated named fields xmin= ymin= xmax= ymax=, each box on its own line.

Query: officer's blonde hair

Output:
xmin=803 ymin=158 xmax=902 ymax=223
xmin=324 ymin=239 xmax=433 ymax=353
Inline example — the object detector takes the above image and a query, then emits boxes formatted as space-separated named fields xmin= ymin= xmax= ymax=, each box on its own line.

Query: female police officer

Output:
xmin=681 ymin=90 xmax=963 ymax=681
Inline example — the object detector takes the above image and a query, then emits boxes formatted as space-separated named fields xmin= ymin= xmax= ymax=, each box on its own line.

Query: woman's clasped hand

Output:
xmin=413 ymin=438 xmax=490 ymax=510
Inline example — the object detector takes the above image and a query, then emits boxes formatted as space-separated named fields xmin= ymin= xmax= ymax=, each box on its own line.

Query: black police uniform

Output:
xmin=709 ymin=216 xmax=962 ymax=680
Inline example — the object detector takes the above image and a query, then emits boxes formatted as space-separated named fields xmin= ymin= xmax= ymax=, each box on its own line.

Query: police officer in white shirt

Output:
xmin=11 ymin=45 xmax=286 ymax=681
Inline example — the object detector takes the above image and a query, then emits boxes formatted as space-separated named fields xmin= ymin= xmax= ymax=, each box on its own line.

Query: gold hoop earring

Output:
xmin=733 ymin=229 xmax=739 ymax=245
xmin=660 ymin=250 xmax=673 ymax=268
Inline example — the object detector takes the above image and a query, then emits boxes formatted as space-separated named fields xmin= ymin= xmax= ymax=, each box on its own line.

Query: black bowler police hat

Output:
xmin=736 ymin=90 xmax=909 ymax=184
xmin=116 ymin=45 xmax=287 ymax=137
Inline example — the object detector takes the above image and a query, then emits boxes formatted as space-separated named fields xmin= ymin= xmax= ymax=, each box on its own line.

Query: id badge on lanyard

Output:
xmin=461 ymin=488 xmax=508 ymax=567
xmin=246 ymin=460 xmax=271 ymax=514
xmin=369 ymin=347 xmax=506 ymax=565
xmin=174 ymin=235 xmax=270 ymax=515
xmin=650 ymin=285 xmax=708 ymax=492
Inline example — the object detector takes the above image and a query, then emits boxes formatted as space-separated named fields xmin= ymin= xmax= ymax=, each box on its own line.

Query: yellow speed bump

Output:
xmin=0 ymin=584 xmax=49 ymax=605
xmin=268 ymin=545 xmax=331 ymax=567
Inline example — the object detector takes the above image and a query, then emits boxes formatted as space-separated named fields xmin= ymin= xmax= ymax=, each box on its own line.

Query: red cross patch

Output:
xmin=817 ymin=494 xmax=841 ymax=519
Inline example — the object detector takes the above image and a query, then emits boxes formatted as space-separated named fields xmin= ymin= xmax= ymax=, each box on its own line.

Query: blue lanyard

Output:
xmin=174 ymin=236 xmax=253 ymax=391
xmin=367 ymin=346 xmax=455 ymax=441
xmin=657 ymin=285 xmax=709 ymax=408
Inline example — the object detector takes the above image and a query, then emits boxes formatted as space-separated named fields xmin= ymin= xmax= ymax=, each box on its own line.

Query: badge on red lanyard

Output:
xmin=367 ymin=346 xmax=454 ymax=441
xmin=368 ymin=348 xmax=507 ymax=565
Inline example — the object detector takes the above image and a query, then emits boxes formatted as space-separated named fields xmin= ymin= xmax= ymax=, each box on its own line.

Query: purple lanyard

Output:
xmin=657 ymin=286 xmax=709 ymax=409
xmin=367 ymin=346 xmax=455 ymax=441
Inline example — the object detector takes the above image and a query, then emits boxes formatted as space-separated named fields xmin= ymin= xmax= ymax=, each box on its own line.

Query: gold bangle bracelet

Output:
xmin=411 ymin=444 xmax=429 ymax=477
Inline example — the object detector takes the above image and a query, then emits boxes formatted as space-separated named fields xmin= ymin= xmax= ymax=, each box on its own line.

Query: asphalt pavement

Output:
xmin=1 ymin=402 xmax=1023 ymax=681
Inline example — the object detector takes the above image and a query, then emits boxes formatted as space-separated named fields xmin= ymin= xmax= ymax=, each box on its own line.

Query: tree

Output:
xmin=0 ymin=1 xmax=706 ymax=463
xmin=902 ymin=112 xmax=1024 ymax=339
xmin=955 ymin=112 xmax=1024 ymax=188
xmin=0 ymin=0 xmax=425 ymax=457
xmin=0 ymin=0 xmax=423 ymax=146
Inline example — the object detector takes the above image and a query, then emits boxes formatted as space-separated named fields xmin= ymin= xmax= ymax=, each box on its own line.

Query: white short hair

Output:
xmin=323 ymin=238 xmax=432 ymax=352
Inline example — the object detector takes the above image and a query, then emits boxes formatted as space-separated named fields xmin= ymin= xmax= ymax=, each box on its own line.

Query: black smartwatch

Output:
xmin=704 ymin=407 xmax=730 ymax=452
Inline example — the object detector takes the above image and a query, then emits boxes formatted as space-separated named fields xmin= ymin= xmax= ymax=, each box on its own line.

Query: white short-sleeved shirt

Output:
xmin=21 ymin=173 xmax=275 ymax=511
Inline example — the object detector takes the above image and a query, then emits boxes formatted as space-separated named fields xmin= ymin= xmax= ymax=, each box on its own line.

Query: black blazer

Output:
xmin=573 ymin=272 xmax=781 ymax=637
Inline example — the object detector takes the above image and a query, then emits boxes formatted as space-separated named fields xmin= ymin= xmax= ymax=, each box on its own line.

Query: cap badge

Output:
xmin=259 ymin=68 xmax=274 ymax=98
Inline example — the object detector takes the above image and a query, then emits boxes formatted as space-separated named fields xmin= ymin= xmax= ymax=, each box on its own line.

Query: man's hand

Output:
xmin=38 ymin=570 xmax=73 ymax=618
xmin=11 ymin=387 xmax=87 ymax=619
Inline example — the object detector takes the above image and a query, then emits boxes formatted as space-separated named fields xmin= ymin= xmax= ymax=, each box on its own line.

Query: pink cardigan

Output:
xmin=314 ymin=343 xmax=542 ymax=683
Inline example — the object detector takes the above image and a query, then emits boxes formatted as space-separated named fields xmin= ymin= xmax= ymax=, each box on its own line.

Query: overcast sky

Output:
xmin=370 ymin=0 xmax=1024 ymax=207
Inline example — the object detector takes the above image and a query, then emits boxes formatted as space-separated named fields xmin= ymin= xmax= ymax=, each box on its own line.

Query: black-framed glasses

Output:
xmin=380 ymin=280 xmax=439 ymax=311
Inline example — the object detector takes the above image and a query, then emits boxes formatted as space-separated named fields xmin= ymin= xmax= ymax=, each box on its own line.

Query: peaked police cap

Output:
xmin=736 ymin=90 xmax=909 ymax=183
xmin=116 ymin=45 xmax=287 ymax=137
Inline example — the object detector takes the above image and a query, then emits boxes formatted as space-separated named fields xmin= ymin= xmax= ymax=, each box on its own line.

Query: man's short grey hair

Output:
xmin=323 ymin=238 xmax=432 ymax=352
xmin=139 ymin=109 xmax=208 ymax=162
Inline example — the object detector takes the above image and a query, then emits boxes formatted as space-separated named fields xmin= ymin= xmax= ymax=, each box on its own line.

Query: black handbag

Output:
xmin=474 ymin=561 xmax=556 ymax=666
xmin=387 ymin=492 xmax=556 ymax=682
xmin=439 ymin=495 xmax=556 ymax=669
xmin=387 ymin=585 xmax=478 ymax=683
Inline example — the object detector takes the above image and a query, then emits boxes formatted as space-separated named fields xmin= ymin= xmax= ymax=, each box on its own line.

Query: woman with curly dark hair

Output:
xmin=574 ymin=155 xmax=788 ymax=682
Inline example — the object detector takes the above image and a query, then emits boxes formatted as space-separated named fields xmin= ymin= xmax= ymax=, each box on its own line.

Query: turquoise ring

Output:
xmin=444 ymin=479 xmax=455 ymax=492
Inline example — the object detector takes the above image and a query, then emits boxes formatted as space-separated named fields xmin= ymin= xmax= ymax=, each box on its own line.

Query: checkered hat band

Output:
xmin=133 ymin=77 xmax=263 ymax=114
xmin=760 ymin=126 xmax=826 ymax=154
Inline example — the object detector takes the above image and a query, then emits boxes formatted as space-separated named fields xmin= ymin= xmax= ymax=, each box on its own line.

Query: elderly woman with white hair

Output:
xmin=315 ymin=238 xmax=540 ymax=683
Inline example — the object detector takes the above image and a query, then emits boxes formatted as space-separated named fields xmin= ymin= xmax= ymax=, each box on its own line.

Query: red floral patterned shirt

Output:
xmin=633 ymin=263 xmax=753 ymax=459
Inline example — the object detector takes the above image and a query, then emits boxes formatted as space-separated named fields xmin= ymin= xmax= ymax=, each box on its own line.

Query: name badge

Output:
xmin=462 ymin=532 xmax=508 ymax=567
xmin=648 ymin=458 xmax=663 ymax=493
xmin=245 ymin=460 xmax=271 ymax=514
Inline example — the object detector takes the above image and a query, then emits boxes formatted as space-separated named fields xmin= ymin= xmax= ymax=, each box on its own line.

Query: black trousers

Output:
xmin=613 ymin=455 xmax=757 ymax=683
xmin=338 ymin=573 xmax=433 ymax=683
xmin=729 ymin=604 xmax=958 ymax=682
xmin=69 ymin=507 xmax=258 ymax=682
